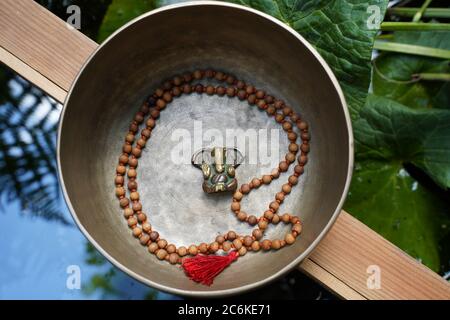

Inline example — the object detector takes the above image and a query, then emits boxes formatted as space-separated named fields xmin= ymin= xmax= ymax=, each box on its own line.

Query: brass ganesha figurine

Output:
xmin=191 ymin=147 xmax=244 ymax=193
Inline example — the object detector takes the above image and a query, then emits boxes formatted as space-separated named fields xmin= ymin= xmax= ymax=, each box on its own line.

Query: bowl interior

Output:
xmin=59 ymin=3 xmax=351 ymax=296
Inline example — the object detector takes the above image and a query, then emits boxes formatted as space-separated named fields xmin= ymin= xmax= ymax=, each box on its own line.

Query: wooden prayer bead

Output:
xmin=272 ymin=214 xmax=280 ymax=224
xmin=281 ymin=214 xmax=291 ymax=223
xmin=123 ymin=208 xmax=134 ymax=218
xmin=251 ymin=178 xmax=261 ymax=188
xmin=198 ymin=243 xmax=208 ymax=253
xmin=142 ymin=222 xmax=151 ymax=233
xmin=209 ymin=242 xmax=219 ymax=253
xmin=166 ymin=244 xmax=176 ymax=254
xmin=226 ymin=87 xmax=235 ymax=97
xmin=233 ymin=239 xmax=242 ymax=250
xmin=176 ymin=246 xmax=186 ymax=257
xmin=279 ymin=161 xmax=289 ymax=172
xmin=238 ymin=247 xmax=247 ymax=256
xmin=140 ymin=234 xmax=150 ymax=246
xmin=148 ymin=243 xmax=158 ymax=253
xmin=149 ymin=231 xmax=159 ymax=241
xmin=293 ymin=223 xmax=303 ymax=234
xmin=282 ymin=184 xmax=292 ymax=194
xmin=227 ymin=231 xmax=237 ymax=241
xmin=115 ymin=187 xmax=125 ymax=197
xmin=272 ymin=239 xmax=282 ymax=250
xmin=222 ymin=241 xmax=232 ymax=252
xmin=243 ymin=236 xmax=253 ymax=247
xmin=258 ymin=219 xmax=268 ymax=230
xmin=252 ymin=229 xmax=263 ymax=240
xmin=216 ymin=235 xmax=225 ymax=244
xmin=233 ymin=191 xmax=243 ymax=201
xmin=285 ymin=233 xmax=296 ymax=245
xmin=132 ymin=227 xmax=142 ymax=238
xmin=127 ymin=217 xmax=137 ymax=228
xmin=262 ymin=175 xmax=272 ymax=184
xmin=240 ymin=184 xmax=251 ymax=194
xmin=188 ymin=245 xmax=198 ymax=255
xmin=157 ymin=239 xmax=168 ymax=249
xmin=120 ymin=198 xmax=129 ymax=208
xmin=298 ymin=121 xmax=308 ymax=130
xmin=251 ymin=241 xmax=261 ymax=252
xmin=248 ymin=215 xmax=258 ymax=226
xmin=264 ymin=210 xmax=274 ymax=220
xmin=261 ymin=239 xmax=272 ymax=251
xmin=169 ymin=253 xmax=179 ymax=264
xmin=237 ymin=211 xmax=247 ymax=221
xmin=137 ymin=213 xmax=146 ymax=223
xmin=156 ymin=249 xmax=168 ymax=260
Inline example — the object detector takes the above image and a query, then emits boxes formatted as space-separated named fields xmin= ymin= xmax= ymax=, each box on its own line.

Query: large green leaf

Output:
xmin=97 ymin=0 xmax=159 ymax=42
xmin=355 ymin=94 xmax=450 ymax=189
xmin=233 ymin=0 xmax=389 ymax=119
xmin=345 ymin=94 xmax=450 ymax=271
xmin=373 ymin=31 xmax=450 ymax=109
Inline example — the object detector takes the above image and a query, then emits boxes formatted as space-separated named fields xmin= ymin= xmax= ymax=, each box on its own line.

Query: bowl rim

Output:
xmin=57 ymin=0 xmax=354 ymax=298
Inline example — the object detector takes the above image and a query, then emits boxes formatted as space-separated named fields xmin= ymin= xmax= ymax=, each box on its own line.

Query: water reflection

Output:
xmin=0 ymin=67 xmax=172 ymax=299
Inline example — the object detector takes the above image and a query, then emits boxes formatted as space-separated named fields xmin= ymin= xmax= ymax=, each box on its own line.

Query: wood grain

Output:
xmin=0 ymin=0 xmax=96 ymax=94
xmin=1 ymin=0 xmax=449 ymax=300
xmin=0 ymin=46 xmax=66 ymax=102
xmin=303 ymin=212 xmax=450 ymax=299
xmin=299 ymin=258 xmax=366 ymax=300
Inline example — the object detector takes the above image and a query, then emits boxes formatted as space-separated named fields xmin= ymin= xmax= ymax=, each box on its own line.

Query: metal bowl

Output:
xmin=58 ymin=1 xmax=353 ymax=297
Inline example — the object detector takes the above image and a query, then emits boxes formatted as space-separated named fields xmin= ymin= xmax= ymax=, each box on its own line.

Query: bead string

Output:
xmin=114 ymin=69 xmax=310 ymax=266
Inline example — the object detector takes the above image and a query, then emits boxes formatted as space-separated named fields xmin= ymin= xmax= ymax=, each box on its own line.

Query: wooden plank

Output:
xmin=301 ymin=213 xmax=450 ymax=300
xmin=299 ymin=258 xmax=367 ymax=300
xmin=0 ymin=0 xmax=97 ymax=93
xmin=1 ymin=0 xmax=450 ymax=300
xmin=0 ymin=46 xmax=66 ymax=103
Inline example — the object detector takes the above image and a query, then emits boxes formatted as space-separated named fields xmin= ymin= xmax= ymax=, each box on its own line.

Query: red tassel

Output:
xmin=182 ymin=251 xmax=238 ymax=286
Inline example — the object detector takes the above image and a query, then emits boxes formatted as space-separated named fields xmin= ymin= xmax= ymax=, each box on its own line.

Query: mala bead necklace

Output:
xmin=114 ymin=69 xmax=310 ymax=286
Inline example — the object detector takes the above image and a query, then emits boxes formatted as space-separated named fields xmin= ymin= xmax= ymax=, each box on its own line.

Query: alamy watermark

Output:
xmin=66 ymin=265 xmax=81 ymax=290
xmin=366 ymin=5 xmax=382 ymax=30
xmin=367 ymin=264 xmax=381 ymax=289
xmin=170 ymin=121 xmax=282 ymax=167
xmin=66 ymin=5 xmax=81 ymax=30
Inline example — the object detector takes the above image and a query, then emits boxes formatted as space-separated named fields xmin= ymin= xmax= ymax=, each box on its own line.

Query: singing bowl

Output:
xmin=58 ymin=1 xmax=353 ymax=297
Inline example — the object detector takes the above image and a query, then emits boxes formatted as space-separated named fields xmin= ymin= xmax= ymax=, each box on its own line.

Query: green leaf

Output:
xmin=373 ymin=31 xmax=450 ymax=109
xmin=355 ymin=94 xmax=450 ymax=189
xmin=345 ymin=94 xmax=450 ymax=271
xmin=345 ymin=160 xmax=449 ymax=272
xmin=97 ymin=0 xmax=159 ymax=42
xmin=233 ymin=0 xmax=389 ymax=119
xmin=394 ymin=30 xmax=450 ymax=50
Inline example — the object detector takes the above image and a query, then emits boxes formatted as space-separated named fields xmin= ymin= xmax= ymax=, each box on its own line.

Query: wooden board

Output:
xmin=1 ymin=0 xmax=449 ymax=300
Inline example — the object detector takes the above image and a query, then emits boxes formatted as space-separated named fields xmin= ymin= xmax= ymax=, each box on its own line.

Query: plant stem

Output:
xmin=412 ymin=73 xmax=450 ymax=81
xmin=387 ymin=7 xmax=450 ymax=19
xmin=374 ymin=40 xmax=450 ymax=59
xmin=381 ymin=22 xmax=450 ymax=31
xmin=412 ymin=0 xmax=433 ymax=22
xmin=377 ymin=34 xmax=394 ymax=40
